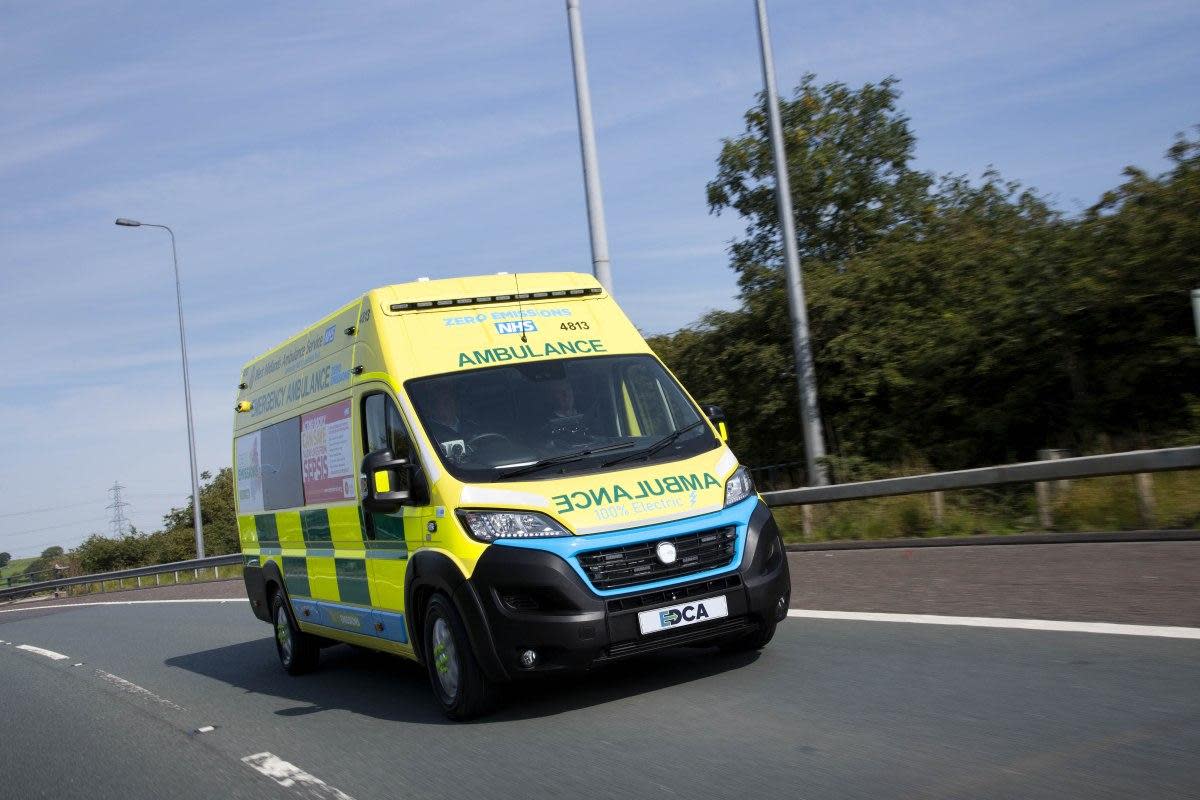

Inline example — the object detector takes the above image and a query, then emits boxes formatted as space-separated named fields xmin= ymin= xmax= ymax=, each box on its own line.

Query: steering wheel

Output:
xmin=467 ymin=433 xmax=512 ymax=450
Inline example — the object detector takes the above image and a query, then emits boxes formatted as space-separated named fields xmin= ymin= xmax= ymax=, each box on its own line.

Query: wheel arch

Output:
xmin=404 ymin=550 xmax=509 ymax=681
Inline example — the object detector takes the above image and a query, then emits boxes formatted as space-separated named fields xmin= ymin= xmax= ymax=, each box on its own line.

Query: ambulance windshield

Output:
xmin=406 ymin=354 xmax=718 ymax=482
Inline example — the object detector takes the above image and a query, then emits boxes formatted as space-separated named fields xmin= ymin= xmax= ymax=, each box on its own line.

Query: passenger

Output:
xmin=548 ymin=378 xmax=579 ymax=419
xmin=544 ymin=378 xmax=588 ymax=444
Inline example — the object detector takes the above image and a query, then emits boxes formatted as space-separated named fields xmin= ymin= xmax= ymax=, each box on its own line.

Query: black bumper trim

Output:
xmin=467 ymin=498 xmax=790 ymax=678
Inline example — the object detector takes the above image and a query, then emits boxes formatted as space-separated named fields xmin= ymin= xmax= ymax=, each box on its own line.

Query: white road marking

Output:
xmin=787 ymin=609 xmax=1200 ymax=639
xmin=242 ymin=752 xmax=356 ymax=800
xmin=195 ymin=725 xmax=215 ymax=734
xmin=94 ymin=670 xmax=186 ymax=711
xmin=15 ymin=644 xmax=69 ymax=660
xmin=0 ymin=599 xmax=246 ymax=614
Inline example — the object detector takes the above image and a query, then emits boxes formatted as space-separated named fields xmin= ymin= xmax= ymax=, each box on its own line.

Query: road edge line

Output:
xmin=787 ymin=609 xmax=1200 ymax=639
xmin=0 ymin=599 xmax=247 ymax=614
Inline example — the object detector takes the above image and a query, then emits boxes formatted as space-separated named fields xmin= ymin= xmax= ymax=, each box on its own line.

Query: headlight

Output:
xmin=457 ymin=510 xmax=572 ymax=543
xmin=724 ymin=466 xmax=756 ymax=507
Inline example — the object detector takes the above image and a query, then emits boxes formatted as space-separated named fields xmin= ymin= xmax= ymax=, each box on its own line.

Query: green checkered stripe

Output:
xmin=241 ymin=505 xmax=407 ymax=606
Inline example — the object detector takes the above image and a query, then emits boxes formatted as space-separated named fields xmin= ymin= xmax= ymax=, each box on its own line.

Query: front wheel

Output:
xmin=423 ymin=593 xmax=495 ymax=720
xmin=272 ymin=591 xmax=320 ymax=675
xmin=717 ymin=619 xmax=777 ymax=654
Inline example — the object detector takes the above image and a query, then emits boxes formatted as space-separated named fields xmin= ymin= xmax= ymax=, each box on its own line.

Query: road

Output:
xmin=787 ymin=540 xmax=1200 ymax=626
xmin=2 ymin=589 xmax=1198 ymax=799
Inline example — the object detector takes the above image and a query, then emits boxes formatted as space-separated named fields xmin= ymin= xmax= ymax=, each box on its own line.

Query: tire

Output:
xmin=718 ymin=620 xmax=777 ymax=654
xmin=271 ymin=590 xmax=320 ymax=675
xmin=423 ymin=593 xmax=495 ymax=720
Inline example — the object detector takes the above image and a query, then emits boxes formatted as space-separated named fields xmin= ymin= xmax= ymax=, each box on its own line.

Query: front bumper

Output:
xmin=467 ymin=498 xmax=790 ymax=679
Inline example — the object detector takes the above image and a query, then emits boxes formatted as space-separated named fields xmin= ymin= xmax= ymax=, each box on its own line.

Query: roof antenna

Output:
xmin=514 ymin=272 xmax=528 ymax=344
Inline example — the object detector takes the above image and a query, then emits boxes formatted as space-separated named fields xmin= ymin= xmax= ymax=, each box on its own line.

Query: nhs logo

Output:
xmin=494 ymin=320 xmax=537 ymax=335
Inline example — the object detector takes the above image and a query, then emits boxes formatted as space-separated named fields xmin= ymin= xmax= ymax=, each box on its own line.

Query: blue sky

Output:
xmin=2 ymin=0 xmax=1197 ymax=557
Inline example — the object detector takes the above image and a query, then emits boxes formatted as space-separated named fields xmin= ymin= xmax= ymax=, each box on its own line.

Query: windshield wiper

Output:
xmin=601 ymin=419 xmax=708 ymax=469
xmin=497 ymin=440 xmax=637 ymax=480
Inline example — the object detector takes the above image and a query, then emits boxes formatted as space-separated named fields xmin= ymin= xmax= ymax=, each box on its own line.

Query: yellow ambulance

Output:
xmin=233 ymin=272 xmax=790 ymax=719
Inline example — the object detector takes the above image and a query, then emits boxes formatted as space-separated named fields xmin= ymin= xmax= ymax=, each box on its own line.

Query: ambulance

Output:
xmin=233 ymin=272 xmax=790 ymax=719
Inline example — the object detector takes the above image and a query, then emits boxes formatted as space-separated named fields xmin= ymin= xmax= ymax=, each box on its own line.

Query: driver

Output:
xmin=424 ymin=391 xmax=471 ymax=456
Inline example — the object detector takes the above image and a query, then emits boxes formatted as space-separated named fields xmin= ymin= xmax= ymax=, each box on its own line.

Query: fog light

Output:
xmin=519 ymin=649 xmax=538 ymax=669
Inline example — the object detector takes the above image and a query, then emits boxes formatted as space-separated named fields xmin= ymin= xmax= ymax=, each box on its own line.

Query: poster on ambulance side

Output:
xmin=301 ymin=398 xmax=355 ymax=504
xmin=235 ymin=431 xmax=265 ymax=513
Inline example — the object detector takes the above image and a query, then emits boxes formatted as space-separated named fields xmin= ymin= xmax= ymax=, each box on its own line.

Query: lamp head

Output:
xmin=114 ymin=218 xmax=142 ymax=227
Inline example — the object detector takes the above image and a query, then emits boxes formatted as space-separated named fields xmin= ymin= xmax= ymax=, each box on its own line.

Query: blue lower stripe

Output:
xmin=290 ymin=598 xmax=409 ymax=644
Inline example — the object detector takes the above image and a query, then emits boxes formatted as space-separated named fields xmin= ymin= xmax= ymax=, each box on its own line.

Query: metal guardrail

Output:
xmin=762 ymin=445 xmax=1200 ymax=506
xmin=4 ymin=446 xmax=1198 ymax=602
xmin=0 ymin=554 xmax=242 ymax=602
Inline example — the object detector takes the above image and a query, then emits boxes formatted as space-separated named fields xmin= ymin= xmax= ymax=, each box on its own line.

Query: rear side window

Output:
xmin=235 ymin=416 xmax=304 ymax=513
xmin=235 ymin=398 xmax=356 ymax=512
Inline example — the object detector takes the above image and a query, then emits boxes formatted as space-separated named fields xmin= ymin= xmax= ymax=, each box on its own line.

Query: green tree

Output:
xmin=655 ymin=75 xmax=1199 ymax=475
xmin=70 ymin=469 xmax=239 ymax=572
xmin=806 ymin=172 xmax=1072 ymax=467
xmin=22 ymin=546 xmax=67 ymax=582
xmin=158 ymin=468 xmax=239 ymax=558
xmin=0 ymin=552 xmax=10 ymax=568
xmin=707 ymin=74 xmax=933 ymax=293
xmin=1060 ymin=131 xmax=1200 ymax=442
xmin=75 ymin=532 xmax=149 ymax=574
xmin=662 ymin=75 xmax=934 ymax=471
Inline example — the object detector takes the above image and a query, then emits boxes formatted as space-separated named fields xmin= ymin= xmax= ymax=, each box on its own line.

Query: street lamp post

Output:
xmin=565 ymin=0 xmax=614 ymax=294
xmin=115 ymin=218 xmax=205 ymax=558
xmin=752 ymin=0 xmax=829 ymax=486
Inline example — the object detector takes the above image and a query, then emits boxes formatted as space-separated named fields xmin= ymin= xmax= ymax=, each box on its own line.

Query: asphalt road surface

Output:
xmin=787 ymin=541 xmax=1200 ymax=626
xmin=2 ymin=596 xmax=1198 ymax=799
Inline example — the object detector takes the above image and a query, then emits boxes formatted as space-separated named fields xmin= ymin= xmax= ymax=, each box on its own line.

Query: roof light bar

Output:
xmin=389 ymin=286 xmax=601 ymax=312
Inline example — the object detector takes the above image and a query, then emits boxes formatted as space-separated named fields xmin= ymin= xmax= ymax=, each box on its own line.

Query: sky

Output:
xmin=1 ymin=0 xmax=1197 ymax=558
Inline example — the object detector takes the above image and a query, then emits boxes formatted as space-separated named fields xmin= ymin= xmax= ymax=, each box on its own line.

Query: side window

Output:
xmin=363 ymin=392 xmax=410 ymax=457
xmin=386 ymin=400 xmax=407 ymax=455
xmin=364 ymin=394 xmax=389 ymax=454
xmin=623 ymin=363 xmax=675 ymax=436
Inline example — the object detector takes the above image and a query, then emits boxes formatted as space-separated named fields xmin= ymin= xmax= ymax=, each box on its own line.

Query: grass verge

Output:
xmin=775 ymin=470 xmax=1200 ymax=543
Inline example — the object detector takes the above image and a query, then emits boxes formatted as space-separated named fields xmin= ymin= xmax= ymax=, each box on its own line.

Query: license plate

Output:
xmin=637 ymin=595 xmax=729 ymax=635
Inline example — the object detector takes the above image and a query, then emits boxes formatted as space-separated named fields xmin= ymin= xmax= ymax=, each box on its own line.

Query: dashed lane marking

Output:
xmin=15 ymin=644 xmax=69 ymax=660
xmin=242 ymin=752 xmax=356 ymax=800
xmin=94 ymin=669 xmax=186 ymax=711
xmin=787 ymin=609 xmax=1200 ymax=639
xmin=0 ymin=599 xmax=246 ymax=614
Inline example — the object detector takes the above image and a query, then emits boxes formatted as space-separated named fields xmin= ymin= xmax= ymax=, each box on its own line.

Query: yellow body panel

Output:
xmin=275 ymin=511 xmax=303 ymax=548
xmin=238 ymin=515 xmax=257 ymax=548
xmin=305 ymin=557 xmax=339 ymax=602
xmin=365 ymin=559 xmax=406 ymax=609
xmin=327 ymin=505 xmax=364 ymax=548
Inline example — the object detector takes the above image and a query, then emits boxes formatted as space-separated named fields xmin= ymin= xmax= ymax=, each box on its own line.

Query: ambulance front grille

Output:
xmin=577 ymin=527 xmax=737 ymax=590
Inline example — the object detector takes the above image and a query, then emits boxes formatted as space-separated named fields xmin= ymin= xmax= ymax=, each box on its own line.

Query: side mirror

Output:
xmin=361 ymin=449 xmax=412 ymax=513
xmin=701 ymin=404 xmax=728 ymax=442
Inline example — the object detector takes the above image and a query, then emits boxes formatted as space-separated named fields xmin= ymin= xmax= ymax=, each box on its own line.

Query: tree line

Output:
xmin=649 ymin=75 xmax=1199 ymax=479
xmin=68 ymin=469 xmax=239 ymax=575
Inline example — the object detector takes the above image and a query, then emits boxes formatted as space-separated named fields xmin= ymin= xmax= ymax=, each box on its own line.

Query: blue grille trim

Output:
xmin=494 ymin=496 xmax=757 ymax=596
